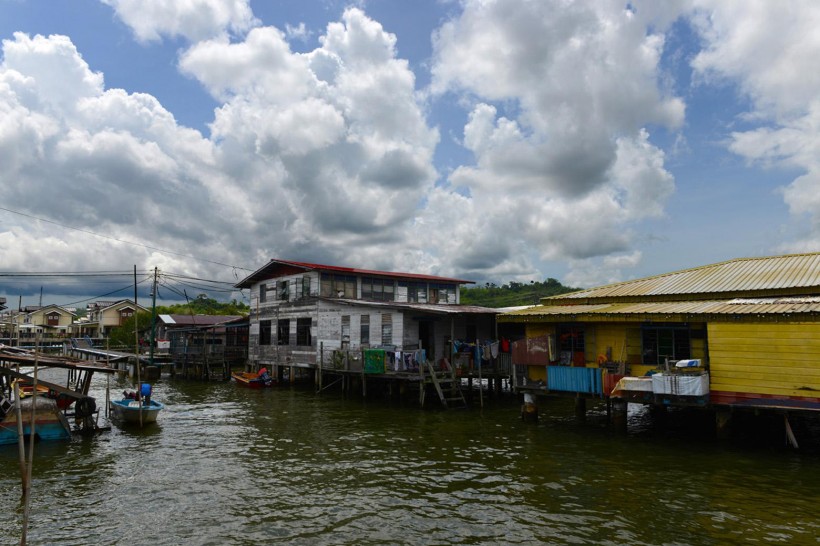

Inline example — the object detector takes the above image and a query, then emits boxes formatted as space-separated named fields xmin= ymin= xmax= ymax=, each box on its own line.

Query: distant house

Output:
xmin=235 ymin=259 xmax=500 ymax=376
xmin=6 ymin=304 xmax=77 ymax=339
xmin=500 ymin=252 xmax=820 ymax=424
xmin=76 ymin=299 xmax=148 ymax=338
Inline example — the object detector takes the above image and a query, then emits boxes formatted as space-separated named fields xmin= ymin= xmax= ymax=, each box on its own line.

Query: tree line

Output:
xmin=459 ymin=278 xmax=579 ymax=308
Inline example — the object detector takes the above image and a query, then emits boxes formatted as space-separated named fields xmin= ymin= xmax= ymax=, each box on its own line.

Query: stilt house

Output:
xmin=235 ymin=259 xmax=503 ymax=382
xmin=499 ymin=252 xmax=820 ymax=419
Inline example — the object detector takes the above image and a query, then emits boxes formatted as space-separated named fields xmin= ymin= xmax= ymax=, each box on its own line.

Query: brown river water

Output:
xmin=2 ymin=372 xmax=820 ymax=545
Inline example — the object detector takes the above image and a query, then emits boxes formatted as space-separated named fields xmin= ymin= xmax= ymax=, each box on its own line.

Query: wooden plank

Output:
xmin=711 ymin=366 xmax=820 ymax=379
xmin=709 ymin=379 xmax=820 ymax=398
xmin=0 ymin=367 xmax=95 ymax=400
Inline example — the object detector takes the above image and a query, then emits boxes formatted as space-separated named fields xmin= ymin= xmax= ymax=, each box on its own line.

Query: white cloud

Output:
xmin=102 ymin=0 xmax=257 ymax=42
xmin=0 ymin=32 xmax=243 ymax=286
xmin=285 ymin=23 xmax=311 ymax=43
xmin=691 ymin=0 xmax=820 ymax=251
xmin=426 ymin=0 xmax=685 ymax=280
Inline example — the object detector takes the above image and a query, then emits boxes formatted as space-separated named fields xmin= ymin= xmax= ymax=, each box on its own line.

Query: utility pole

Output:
xmin=149 ymin=267 xmax=158 ymax=367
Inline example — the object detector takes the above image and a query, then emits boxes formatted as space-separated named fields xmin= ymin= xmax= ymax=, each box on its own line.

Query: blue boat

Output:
xmin=109 ymin=383 xmax=164 ymax=424
xmin=0 ymin=396 xmax=72 ymax=445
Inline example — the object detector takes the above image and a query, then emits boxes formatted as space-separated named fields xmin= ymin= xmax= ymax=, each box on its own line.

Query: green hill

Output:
xmin=460 ymin=278 xmax=580 ymax=308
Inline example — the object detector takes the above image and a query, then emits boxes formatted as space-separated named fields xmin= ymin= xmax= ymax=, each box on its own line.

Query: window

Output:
xmin=361 ymin=277 xmax=395 ymax=302
xmin=296 ymin=276 xmax=312 ymax=298
xmin=341 ymin=315 xmax=350 ymax=348
xmin=381 ymin=314 xmax=393 ymax=346
xmin=296 ymin=318 xmax=312 ymax=346
xmin=277 ymin=319 xmax=290 ymax=345
xmin=642 ymin=325 xmax=690 ymax=366
xmin=400 ymin=281 xmax=427 ymax=303
xmin=360 ymin=315 xmax=370 ymax=346
xmin=278 ymin=280 xmax=289 ymax=301
xmin=429 ymin=283 xmax=456 ymax=304
xmin=259 ymin=283 xmax=267 ymax=303
xmin=557 ymin=325 xmax=585 ymax=366
xmin=119 ymin=307 xmax=135 ymax=325
xmin=46 ymin=312 xmax=60 ymax=326
xmin=259 ymin=320 xmax=272 ymax=345
xmin=320 ymin=274 xmax=356 ymax=298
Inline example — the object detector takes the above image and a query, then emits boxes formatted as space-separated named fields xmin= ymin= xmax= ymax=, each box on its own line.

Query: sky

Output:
xmin=1 ymin=0 xmax=819 ymax=308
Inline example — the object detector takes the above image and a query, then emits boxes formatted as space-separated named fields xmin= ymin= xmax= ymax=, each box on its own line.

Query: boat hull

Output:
xmin=232 ymin=372 xmax=275 ymax=389
xmin=0 ymin=397 xmax=72 ymax=445
xmin=109 ymin=399 xmax=164 ymax=424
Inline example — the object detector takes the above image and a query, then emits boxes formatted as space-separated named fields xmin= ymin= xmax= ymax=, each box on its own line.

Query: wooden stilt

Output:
xmin=521 ymin=392 xmax=538 ymax=422
xmin=784 ymin=414 xmax=799 ymax=449
xmin=715 ymin=409 xmax=732 ymax=440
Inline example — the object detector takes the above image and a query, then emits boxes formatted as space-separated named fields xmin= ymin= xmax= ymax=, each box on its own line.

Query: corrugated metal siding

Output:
xmin=547 ymin=366 xmax=603 ymax=395
xmin=549 ymin=253 xmax=820 ymax=302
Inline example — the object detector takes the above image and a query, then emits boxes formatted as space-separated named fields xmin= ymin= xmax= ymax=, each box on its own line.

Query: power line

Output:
xmin=0 ymin=206 xmax=252 ymax=271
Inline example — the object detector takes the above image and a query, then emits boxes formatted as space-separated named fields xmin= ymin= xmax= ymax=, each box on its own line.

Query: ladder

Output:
xmin=422 ymin=359 xmax=467 ymax=409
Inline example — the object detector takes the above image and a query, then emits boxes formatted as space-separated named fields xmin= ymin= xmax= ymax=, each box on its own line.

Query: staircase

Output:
xmin=421 ymin=359 xmax=467 ymax=409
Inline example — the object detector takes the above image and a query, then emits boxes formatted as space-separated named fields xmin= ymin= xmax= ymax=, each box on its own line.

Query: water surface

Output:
xmin=2 ymin=375 xmax=819 ymax=545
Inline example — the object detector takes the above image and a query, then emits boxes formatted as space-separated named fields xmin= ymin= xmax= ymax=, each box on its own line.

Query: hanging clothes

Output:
xmin=364 ymin=349 xmax=386 ymax=374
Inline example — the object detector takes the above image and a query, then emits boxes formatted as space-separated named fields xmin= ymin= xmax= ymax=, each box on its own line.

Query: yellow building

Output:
xmin=76 ymin=300 xmax=148 ymax=338
xmin=9 ymin=304 xmax=77 ymax=339
xmin=500 ymin=252 xmax=820 ymax=413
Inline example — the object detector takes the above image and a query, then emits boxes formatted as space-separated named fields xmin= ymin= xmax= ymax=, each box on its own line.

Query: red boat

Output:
xmin=231 ymin=368 xmax=275 ymax=389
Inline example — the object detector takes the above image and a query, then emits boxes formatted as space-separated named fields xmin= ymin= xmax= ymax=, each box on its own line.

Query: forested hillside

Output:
xmin=460 ymin=278 xmax=580 ymax=308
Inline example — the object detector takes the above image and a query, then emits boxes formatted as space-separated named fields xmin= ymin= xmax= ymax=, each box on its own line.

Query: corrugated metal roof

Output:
xmin=500 ymin=296 xmax=820 ymax=321
xmin=236 ymin=259 xmax=474 ymax=288
xmin=322 ymin=298 xmax=498 ymax=315
xmin=548 ymin=252 xmax=820 ymax=304
xmin=159 ymin=314 xmax=244 ymax=326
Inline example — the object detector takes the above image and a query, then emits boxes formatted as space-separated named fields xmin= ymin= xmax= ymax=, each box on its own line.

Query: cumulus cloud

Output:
xmin=426 ymin=0 xmax=685 ymax=284
xmin=690 ymin=0 xmax=820 ymax=251
xmin=0 ymin=31 xmax=249 ymax=289
xmin=16 ymin=0 xmax=820 ymax=298
xmin=0 ymin=7 xmax=443 ymax=298
xmin=102 ymin=0 xmax=257 ymax=42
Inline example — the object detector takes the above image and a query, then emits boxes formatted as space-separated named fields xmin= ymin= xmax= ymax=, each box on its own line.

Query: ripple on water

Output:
xmin=3 ymin=380 xmax=820 ymax=545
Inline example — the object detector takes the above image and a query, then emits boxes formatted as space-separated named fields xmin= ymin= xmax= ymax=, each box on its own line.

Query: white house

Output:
xmin=235 ymin=259 xmax=500 ymax=374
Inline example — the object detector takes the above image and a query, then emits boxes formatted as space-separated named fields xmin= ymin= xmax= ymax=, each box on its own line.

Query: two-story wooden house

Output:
xmin=7 ymin=304 xmax=76 ymax=339
xmin=76 ymin=299 xmax=148 ymax=338
xmin=235 ymin=259 xmax=501 ymax=382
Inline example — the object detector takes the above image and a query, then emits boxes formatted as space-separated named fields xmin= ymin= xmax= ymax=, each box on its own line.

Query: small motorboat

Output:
xmin=109 ymin=383 xmax=163 ymax=424
xmin=232 ymin=368 xmax=275 ymax=388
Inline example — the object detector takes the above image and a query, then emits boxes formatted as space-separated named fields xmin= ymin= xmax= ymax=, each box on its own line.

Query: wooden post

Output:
xmin=715 ymin=409 xmax=732 ymax=440
xmin=15 ymin=381 xmax=27 ymax=492
xmin=477 ymin=339 xmax=483 ymax=409
xmin=575 ymin=396 xmax=587 ymax=421
xmin=521 ymin=392 xmax=538 ymax=422
xmin=611 ymin=399 xmax=627 ymax=432
xmin=784 ymin=414 xmax=799 ymax=449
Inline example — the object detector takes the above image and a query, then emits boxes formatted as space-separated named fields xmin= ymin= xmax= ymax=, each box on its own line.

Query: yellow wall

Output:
xmin=522 ymin=321 xmax=710 ymax=379
xmin=708 ymin=322 xmax=820 ymax=397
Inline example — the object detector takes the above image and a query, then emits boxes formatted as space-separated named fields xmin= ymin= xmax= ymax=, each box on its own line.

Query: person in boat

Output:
xmin=257 ymin=367 xmax=272 ymax=385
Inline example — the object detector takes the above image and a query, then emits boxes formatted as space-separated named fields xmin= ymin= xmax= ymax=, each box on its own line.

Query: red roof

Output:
xmin=235 ymin=259 xmax=474 ymax=288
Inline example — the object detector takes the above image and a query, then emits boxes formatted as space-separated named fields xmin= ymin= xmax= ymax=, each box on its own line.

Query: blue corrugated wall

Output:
xmin=547 ymin=366 xmax=603 ymax=395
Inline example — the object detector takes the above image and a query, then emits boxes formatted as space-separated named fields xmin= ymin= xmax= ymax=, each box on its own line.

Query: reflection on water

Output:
xmin=2 ymin=374 xmax=820 ymax=545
